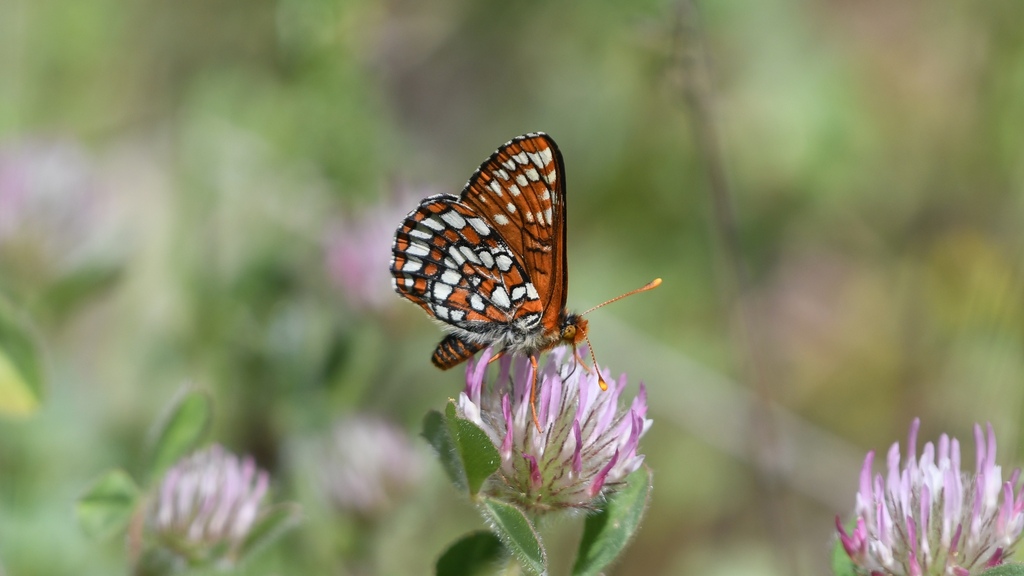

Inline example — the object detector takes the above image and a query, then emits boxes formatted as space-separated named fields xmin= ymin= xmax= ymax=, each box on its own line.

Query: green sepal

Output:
xmin=572 ymin=466 xmax=652 ymax=576
xmin=480 ymin=498 xmax=546 ymax=576
xmin=423 ymin=409 xmax=467 ymax=492
xmin=436 ymin=530 xmax=505 ymax=576
xmin=444 ymin=401 xmax=500 ymax=497
xmin=422 ymin=402 xmax=501 ymax=497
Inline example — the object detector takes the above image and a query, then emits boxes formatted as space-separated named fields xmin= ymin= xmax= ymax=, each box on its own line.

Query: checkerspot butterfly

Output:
xmin=390 ymin=133 xmax=659 ymax=408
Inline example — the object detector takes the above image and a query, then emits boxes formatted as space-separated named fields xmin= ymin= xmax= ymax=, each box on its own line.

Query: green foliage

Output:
xmin=436 ymin=531 xmax=505 ymax=576
xmin=75 ymin=469 xmax=140 ymax=541
xmin=0 ymin=297 xmax=43 ymax=416
xmin=480 ymin=498 xmax=547 ymax=576
xmin=148 ymin=389 xmax=213 ymax=479
xmin=573 ymin=467 xmax=653 ymax=576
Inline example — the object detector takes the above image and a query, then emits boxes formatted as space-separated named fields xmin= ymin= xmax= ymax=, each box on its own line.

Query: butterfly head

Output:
xmin=559 ymin=313 xmax=589 ymax=346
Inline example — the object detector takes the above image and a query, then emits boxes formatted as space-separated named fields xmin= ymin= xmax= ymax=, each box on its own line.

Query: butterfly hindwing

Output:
xmin=391 ymin=195 xmax=544 ymax=338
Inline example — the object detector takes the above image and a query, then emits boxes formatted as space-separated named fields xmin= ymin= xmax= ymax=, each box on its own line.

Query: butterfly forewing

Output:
xmin=390 ymin=132 xmax=568 ymax=369
xmin=392 ymin=196 xmax=544 ymax=338
xmin=459 ymin=134 xmax=568 ymax=333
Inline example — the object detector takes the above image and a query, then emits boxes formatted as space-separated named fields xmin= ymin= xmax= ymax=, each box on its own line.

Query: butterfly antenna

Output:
xmin=580 ymin=278 xmax=662 ymax=316
xmin=578 ymin=278 xmax=662 ymax=392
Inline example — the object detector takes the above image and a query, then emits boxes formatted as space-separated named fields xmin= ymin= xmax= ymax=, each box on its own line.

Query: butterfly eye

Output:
xmin=561 ymin=325 xmax=577 ymax=341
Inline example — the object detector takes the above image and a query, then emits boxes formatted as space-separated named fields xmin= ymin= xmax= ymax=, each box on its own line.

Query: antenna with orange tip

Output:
xmin=580 ymin=278 xmax=662 ymax=317
xmin=578 ymin=278 xmax=662 ymax=391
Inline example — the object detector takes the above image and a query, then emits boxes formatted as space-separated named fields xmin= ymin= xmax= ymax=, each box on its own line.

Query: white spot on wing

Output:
xmin=502 ymin=159 xmax=516 ymax=170
xmin=450 ymin=310 xmax=465 ymax=322
xmin=479 ymin=251 xmax=494 ymax=268
xmin=511 ymin=285 xmax=526 ymax=301
xmin=441 ymin=270 xmax=460 ymax=284
xmin=404 ymin=259 xmax=423 ymax=273
xmin=488 ymin=181 xmax=504 ymax=196
xmin=448 ymin=247 xmax=466 ymax=265
xmin=422 ymin=217 xmax=444 ymax=231
xmin=544 ymin=207 xmax=553 ymax=225
xmin=509 ymin=185 xmax=521 ymax=196
xmin=434 ymin=282 xmax=454 ymax=300
xmin=526 ymin=283 xmax=539 ymax=299
xmin=540 ymin=190 xmax=550 ymax=201
xmin=545 ymin=170 xmax=557 ymax=184
xmin=491 ymin=286 xmax=511 ymax=309
xmin=495 ymin=254 xmax=513 ymax=272
xmin=527 ymin=152 xmax=543 ymax=167
xmin=524 ymin=168 xmax=540 ymax=182
xmin=460 ymin=246 xmax=481 ymax=264
xmin=506 ymin=202 xmax=516 ymax=213
xmin=524 ymin=211 xmax=534 ymax=223
xmin=539 ymin=147 xmax=553 ymax=165
xmin=514 ymin=152 xmax=529 ymax=164
xmin=495 ymin=169 xmax=509 ymax=180
xmin=441 ymin=211 xmax=466 ymax=229
xmin=494 ymin=214 xmax=510 ymax=226
xmin=407 ymin=242 xmax=429 ymax=257
xmin=467 ymin=217 xmax=490 ymax=235
xmin=535 ymin=212 xmax=544 ymax=225
xmin=404 ymin=277 xmax=414 ymax=288
xmin=516 ymin=175 xmax=528 ymax=187
xmin=410 ymin=228 xmax=431 ymax=239
xmin=470 ymin=294 xmax=485 ymax=311
xmin=435 ymin=305 xmax=450 ymax=320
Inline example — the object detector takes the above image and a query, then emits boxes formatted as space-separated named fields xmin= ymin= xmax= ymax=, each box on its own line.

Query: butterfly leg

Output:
xmin=529 ymin=354 xmax=542 ymax=433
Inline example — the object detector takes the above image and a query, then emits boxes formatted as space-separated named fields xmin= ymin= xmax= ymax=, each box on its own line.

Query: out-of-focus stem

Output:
xmin=672 ymin=1 xmax=800 ymax=574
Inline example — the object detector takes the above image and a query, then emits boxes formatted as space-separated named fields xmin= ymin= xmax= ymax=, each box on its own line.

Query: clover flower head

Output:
xmin=148 ymin=445 xmax=271 ymax=566
xmin=456 ymin=346 xmax=651 ymax=513
xmin=318 ymin=415 xmax=425 ymax=518
xmin=837 ymin=418 xmax=1024 ymax=576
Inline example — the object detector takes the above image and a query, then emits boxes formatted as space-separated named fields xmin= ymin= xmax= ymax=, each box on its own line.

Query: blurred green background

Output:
xmin=3 ymin=0 xmax=1024 ymax=574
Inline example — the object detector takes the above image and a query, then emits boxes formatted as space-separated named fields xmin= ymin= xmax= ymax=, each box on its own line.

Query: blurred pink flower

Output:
xmin=457 ymin=347 xmax=651 ymax=513
xmin=326 ymin=189 xmax=429 ymax=311
xmin=0 ymin=138 xmax=107 ymax=261
xmin=318 ymin=416 xmax=425 ymax=518
xmin=837 ymin=418 xmax=1024 ymax=576
xmin=148 ymin=445 xmax=272 ymax=566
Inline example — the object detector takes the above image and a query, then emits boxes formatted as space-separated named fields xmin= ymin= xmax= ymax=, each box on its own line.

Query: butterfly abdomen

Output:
xmin=431 ymin=334 xmax=485 ymax=370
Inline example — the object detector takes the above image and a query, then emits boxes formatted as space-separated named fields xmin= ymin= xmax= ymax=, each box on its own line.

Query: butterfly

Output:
xmin=390 ymin=133 xmax=658 ymax=424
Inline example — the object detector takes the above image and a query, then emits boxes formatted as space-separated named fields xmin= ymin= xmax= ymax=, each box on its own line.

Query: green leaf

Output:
xmin=40 ymin=262 xmax=122 ymax=323
xmin=979 ymin=565 xmax=1024 ymax=576
xmin=236 ymin=503 xmax=302 ymax=561
xmin=436 ymin=531 xmax=504 ymax=576
xmin=422 ymin=409 xmax=467 ymax=491
xmin=830 ymin=534 xmax=857 ymax=576
xmin=572 ymin=466 xmax=652 ymax=576
xmin=149 ymin=388 xmax=213 ymax=478
xmin=76 ymin=469 xmax=140 ymax=540
xmin=0 ymin=297 xmax=44 ymax=416
xmin=480 ymin=498 xmax=546 ymax=576
xmin=444 ymin=402 xmax=500 ymax=496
